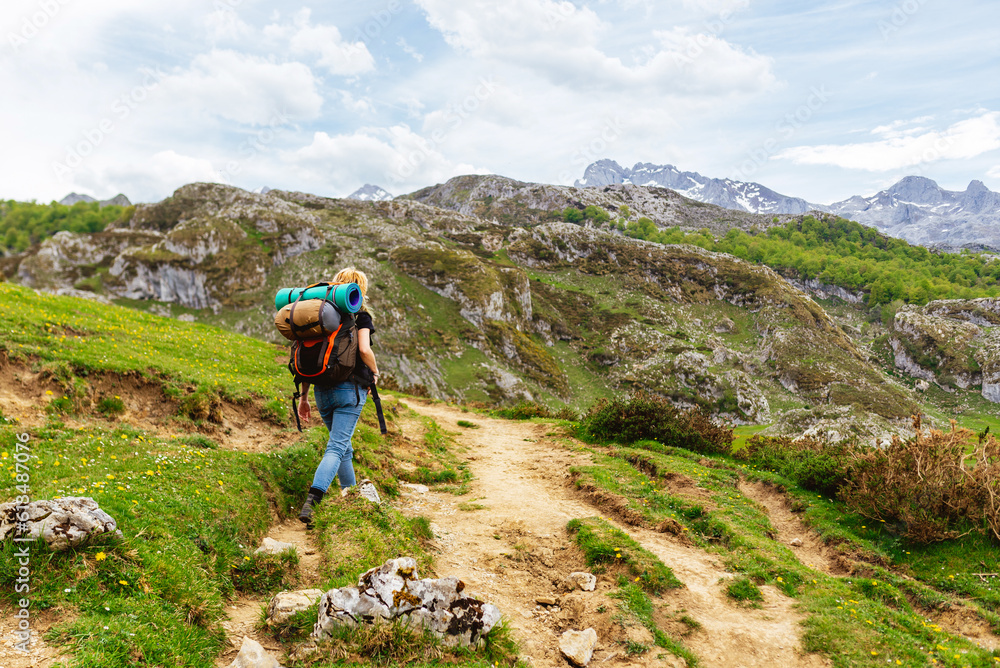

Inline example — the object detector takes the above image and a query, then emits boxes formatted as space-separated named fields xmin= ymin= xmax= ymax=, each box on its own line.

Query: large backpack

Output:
xmin=277 ymin=287 xmax=386 ymax=434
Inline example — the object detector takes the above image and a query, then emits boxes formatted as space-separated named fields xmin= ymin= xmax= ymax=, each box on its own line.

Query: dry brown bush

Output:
xmin=840 ymin=416 xmax=1000 ymax=544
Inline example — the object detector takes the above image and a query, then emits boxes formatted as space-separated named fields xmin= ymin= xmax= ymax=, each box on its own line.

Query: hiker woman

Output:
xmin=297 ymin=267 xmax=379 ymax=525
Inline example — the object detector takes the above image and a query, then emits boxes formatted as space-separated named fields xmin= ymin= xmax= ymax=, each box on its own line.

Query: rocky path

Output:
xmin=213 ymin=518 xmax=323 ymax=667
xmin=396 ymin=401 xmax=830 ymax=668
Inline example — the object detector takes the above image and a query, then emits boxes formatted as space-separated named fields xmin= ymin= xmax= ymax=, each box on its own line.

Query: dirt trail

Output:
xmin=214 ymin=517 xmax=323 ymax=666
xmin=398 ymin=401 xmax=830 ymax=668
xmin=739 ymin=481 xmax=840 ymax=576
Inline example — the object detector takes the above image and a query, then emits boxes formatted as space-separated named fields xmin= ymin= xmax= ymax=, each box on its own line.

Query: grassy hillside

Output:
xmin=0 ymin=286 xmax=514 ymax=667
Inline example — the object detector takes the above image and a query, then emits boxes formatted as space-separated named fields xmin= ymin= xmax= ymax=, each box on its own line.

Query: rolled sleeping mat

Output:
xmin=274 ymin=282 xmax=363 ymax=313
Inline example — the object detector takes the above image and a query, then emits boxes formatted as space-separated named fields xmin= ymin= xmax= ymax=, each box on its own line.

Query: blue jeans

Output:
xmin=310 ymin=382 xmax=367 ymax=492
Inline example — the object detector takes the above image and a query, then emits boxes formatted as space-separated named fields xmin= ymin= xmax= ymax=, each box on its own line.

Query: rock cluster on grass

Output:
xmin=313 ymin=557 xmax=501 ymax=647
xmin=0 ymin=497 xmax=122 ymax=551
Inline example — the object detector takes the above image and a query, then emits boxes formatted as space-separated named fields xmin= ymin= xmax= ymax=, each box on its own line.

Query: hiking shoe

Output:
xmin=298 ymin=490 xmax=323 ymax=527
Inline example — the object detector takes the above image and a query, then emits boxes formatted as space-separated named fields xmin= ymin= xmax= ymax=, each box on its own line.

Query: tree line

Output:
xmin=0 ymin=200 xmax=130 ymax=254
xmin=617 ymin=213 xmax=1000 ymax=307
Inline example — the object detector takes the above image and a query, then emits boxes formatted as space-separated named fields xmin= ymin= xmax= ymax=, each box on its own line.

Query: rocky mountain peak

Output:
xmin=347 ymin=184 xmax=393 ymax=202
xmin=575 ymin=159 xmax=817 ymax=215
xmin=58 ymin=192 xmax=132 ymax=208
xmin=885 ymin=176 xmax=945 ymax=204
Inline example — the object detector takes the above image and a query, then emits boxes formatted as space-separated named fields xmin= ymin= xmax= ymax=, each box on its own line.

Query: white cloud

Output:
xmin=72 ymin=150 xmax=222 ymax=203
xmin=205 ymin=8 xmax=253 ymax=42
xmin=414 ymin=0 xmax=775 ymax=96
xmin=397 ymin=36 xmax=424 ymax=63
xmin=775 ymin=111 xmax=1000 ymax=171
xmin=283 ymin=126 xmax=487 ymax=195
xmin=988 ymin=165 xmax=1000 ymax=180
xmin=265 ymin=8 xmax=375 ymax=76
xmin=681 ymin=0 xmax=750 ymax=14
xmin=161 ymin=49 xmax=323 ymax=125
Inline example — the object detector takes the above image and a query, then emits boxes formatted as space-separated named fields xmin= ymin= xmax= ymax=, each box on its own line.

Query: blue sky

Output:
xmin=1 ymin=0 xmax=998 ymax=204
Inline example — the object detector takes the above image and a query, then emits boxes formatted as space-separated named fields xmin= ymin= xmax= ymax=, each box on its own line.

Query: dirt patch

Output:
xmin=568 ymin=474 xmax=649 ymax=527
xmin=623 ymin=452 xmax=718 ymax=509
xmin=0 ymin=607 xmax=73 ymax=668
xmin=0 ymin=356 xmax=292 ymax=453
xmin=739 ymin=480 xmax=840 ymax=576
xmin=929 ymin=604 xmax=1000 ymax=652
xmin=397 ymin=400 xmax=831 ymax=668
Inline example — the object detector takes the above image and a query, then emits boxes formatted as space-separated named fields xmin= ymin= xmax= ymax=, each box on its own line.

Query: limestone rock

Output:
xmin=535 ymin=596 xmax=558 ymax=606
xmin=266 ymin=589 xmax=324 ymax=626
xmin=401 ymin=483 xmax=429 ymax=494
xmin=559 ymin=628 xmax=598 ymax=667
xmin=0 ymin=497 xmax=122 ymax=551
xmin=566 ymin=572 xmax=597 ymax=592
xmin=255 ymin=537 xmax=297 ymax=556
xmin=357 ymin=480 xmax=382 ymax=505
xmin=227 ymin=636 xmax=283 ymax=668
xmin=790 ymin=538 xmax=803 ymax=547
xmin=313 ymin=557 xmax=501 ymax=647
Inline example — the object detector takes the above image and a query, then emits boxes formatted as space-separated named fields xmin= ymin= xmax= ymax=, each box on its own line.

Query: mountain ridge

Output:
xmin=576 ymin=159 xmax=1000 ymax=250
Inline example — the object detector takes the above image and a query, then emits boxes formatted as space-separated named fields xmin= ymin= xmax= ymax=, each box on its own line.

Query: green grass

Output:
xmin=0 ymin=421 xmax=315 ymax=666
xmin=566 ymin=517 xmax=682 ymax=595
xmin=725 ymin=575 xmax=763 ymax=605
xmin=0 ymin=282 xmax=288 ymax=405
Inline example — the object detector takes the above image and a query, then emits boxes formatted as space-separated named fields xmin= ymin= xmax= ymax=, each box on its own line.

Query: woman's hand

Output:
xmin=297 ymin=395 xmax=311 ymax=423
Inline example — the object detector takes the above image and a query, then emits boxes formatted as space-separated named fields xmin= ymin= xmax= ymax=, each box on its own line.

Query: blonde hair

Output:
xmin=333 ymin=267 xmax=369 ymax=312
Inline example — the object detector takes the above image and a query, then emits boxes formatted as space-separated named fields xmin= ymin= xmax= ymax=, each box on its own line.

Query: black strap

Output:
xmin=292 ymin=382 xmax=303 ymax=432
xmin=370 ymin=384 xmax=387 ymax=434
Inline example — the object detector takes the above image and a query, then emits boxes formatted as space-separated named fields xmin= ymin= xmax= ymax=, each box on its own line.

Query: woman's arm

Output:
xmin=358 ymin=329 xmax=378 ymax=383
xmin=297 ymin=383 xmax=311 ymax=423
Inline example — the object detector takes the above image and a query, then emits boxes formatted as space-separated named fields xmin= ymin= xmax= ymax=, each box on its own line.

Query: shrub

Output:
xmin=491 ymin=401 xmax=551 ymax=420
xmin=96 ymin=396 xmax=126 ymax=417
xmin=839 ymin=417 xmax=1000 ymax=544
xmin=584 ymin=392 xmax=732 ymax=455
xmin=735 ymin=435 xmax=849 ymax=497
xmin=178 ymin=385 xmax=222 ymax=423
